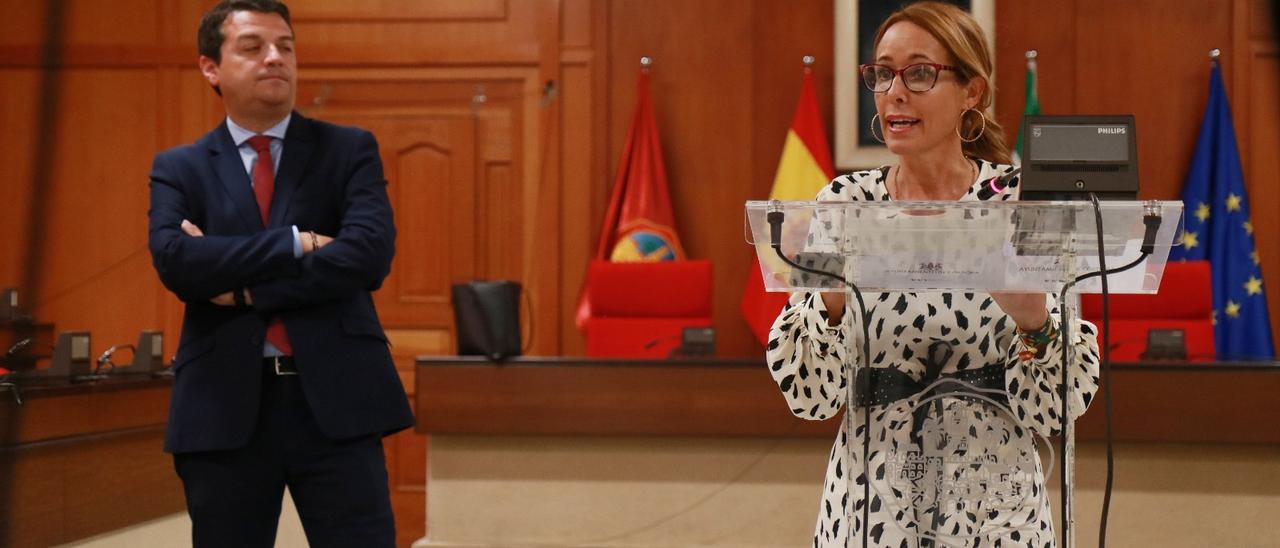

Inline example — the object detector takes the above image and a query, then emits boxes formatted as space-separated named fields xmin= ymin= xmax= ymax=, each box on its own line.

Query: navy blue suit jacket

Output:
xmin=148 ymin=112 xmax=413 ymax=454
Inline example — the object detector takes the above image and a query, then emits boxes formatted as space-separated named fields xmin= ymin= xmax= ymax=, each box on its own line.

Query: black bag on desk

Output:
xmin=451 ymin=280 xmax=522 ymax=361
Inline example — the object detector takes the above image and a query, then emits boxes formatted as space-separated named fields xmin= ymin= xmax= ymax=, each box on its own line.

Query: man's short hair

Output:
xmin=197 ymin=0 xmax=292 ymax=64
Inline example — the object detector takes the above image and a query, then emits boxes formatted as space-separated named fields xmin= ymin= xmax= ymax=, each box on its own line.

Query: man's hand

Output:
xmin=209 ymin=289 xmax=253 ymax=307
xmin=183 ymin=219 xmax=327 ymax=304
xmin=181 ymin=219 xmax=204 ymax=237
xmin=182 ymin=220 xmax=244 ymax=307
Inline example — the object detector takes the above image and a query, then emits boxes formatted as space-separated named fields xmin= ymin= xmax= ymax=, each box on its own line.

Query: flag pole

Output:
xmin=1209 ymin=48 xmax=1221 ymax=65
xmin=640 ymin=55 xmax=652 ymax=71
xmin=1014 ymin=50 xmax=1040 ymax=164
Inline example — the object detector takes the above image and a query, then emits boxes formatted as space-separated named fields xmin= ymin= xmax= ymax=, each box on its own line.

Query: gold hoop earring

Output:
xmin=870 ymin=113 xmax=886 ymax=144
xmin=958 ymin=108 xmax=986 ymax=143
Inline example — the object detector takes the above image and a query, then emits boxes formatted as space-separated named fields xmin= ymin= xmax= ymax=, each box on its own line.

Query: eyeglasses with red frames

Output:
xmin=859 ymin=63 xmax=958 ymax=93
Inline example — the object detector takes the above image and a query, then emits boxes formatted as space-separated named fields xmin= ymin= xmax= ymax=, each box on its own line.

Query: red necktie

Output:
xmin=247 ymin=135 xmax=292 ymax=355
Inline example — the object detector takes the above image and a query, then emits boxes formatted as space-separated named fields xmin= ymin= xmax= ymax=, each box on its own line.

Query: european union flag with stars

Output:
xmin=1169 ymin=63 xmax=1274 ymax=359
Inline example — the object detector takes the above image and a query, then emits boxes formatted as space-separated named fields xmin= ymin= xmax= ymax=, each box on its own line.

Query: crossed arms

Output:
xmin=147 ymin=130 xmax=396 ymax=314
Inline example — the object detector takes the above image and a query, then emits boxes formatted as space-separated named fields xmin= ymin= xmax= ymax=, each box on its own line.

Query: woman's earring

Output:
xmin=958 ymin=108 xmax=987 ymax=143
xmin=871 ymin=113 xmax=886 ymax=144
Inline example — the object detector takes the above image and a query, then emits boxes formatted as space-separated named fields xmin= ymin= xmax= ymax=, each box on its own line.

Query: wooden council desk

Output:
xmin=415 ymin=356 xmax=1280 ymax=444
xmin=0 ymin=375 xmax=183 ymax=547
xmin=411 ymin=356 xmax=1280 ymax=547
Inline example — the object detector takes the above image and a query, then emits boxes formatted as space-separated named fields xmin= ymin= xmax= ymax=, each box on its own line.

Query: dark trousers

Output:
xmin=173 ymin=369 xmax=395 ymax=548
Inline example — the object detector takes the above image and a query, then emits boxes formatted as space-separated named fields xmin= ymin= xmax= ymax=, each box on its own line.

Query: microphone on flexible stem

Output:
xmin=642 ymin=333 xmax=680 ymax=350
xmin=767 ymin=210 xmax=785 ymax=250
xmin=1 ymin=338 xmax=29 ymax=405
xmin=976 ymin=166 xmax=1022 ymax=200
xmin=5 ymin=338 xmax=32 ymax=359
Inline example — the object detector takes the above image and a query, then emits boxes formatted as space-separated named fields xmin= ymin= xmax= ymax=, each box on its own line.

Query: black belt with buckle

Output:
xmin=854 ymin=341 xmax=1008 ymax=408
xmin=854 ymin=364 xmax=1007 ymax=408
xmin=264 ymin=355 xmax=298 ymax=375
xmin=853 ymin=342 xmax=1010 ymax=446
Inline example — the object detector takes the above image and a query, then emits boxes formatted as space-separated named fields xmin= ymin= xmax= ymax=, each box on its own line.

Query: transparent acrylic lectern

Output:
xmin=746 ymin=199 xmax=1183 ymax=548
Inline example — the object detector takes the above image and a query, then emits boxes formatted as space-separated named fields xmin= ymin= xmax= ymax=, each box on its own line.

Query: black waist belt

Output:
xmin=853 ymin=342 xmax=1009 ymax=411
xmin=855 ymin=362 xmax=1009 ymax=445
xmin=854 ymin=364 xmax=1007 ymax=408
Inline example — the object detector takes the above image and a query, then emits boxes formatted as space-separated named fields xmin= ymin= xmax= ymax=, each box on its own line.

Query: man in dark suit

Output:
xmin=147 ymin=1 xmax=412 ymax=545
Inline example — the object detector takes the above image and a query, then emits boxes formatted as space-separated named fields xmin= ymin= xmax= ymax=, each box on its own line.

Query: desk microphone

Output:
xmin=976 ymin=166 xmax=1022 ymax=200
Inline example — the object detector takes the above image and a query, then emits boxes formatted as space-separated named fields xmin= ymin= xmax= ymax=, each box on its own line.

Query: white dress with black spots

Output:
xmin=767 ymin=161 xmax=1101 ymax=548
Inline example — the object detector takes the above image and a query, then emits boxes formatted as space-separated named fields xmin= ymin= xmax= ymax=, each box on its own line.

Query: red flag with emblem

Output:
xmin=593 ymin=70 xmax=684 ymax=262
xmin=576 ymin=67 xmax=685 ymax=330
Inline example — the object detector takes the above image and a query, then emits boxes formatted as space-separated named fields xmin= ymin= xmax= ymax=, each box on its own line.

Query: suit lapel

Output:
xmin=207 ymin=122 xmax=264 ymax=231
xmin=270 ymin=112 xmax=315 ymax=228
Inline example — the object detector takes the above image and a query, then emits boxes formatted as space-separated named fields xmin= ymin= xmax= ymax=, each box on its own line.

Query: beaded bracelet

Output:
xmin=1016 ymin=316 xmax=1058 ymax=361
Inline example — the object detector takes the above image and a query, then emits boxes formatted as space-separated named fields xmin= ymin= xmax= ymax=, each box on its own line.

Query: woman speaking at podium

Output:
xmin=766 ymin=2 xmax=1100 ymax=546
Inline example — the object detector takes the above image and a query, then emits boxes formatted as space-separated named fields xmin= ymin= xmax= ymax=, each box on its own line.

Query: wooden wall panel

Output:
xmin=750 ymin=0 xmax=835 ymax=198
xmin=1237 ymin=0 xmax=1280 ymax=349
xmin=0 ymin=69 xmax=39 ymax=290
xmin=561 ymin=0 xmax=594 ymax=49
xmin=25 ymin=69 xmax=163 ymax=359
xmin=994 ymin=0 xmax=1077 ymax=144
xmin=290 ymin=3 xmax=540 ymax=62
xmin=0 ymin=0 xmax=160 ymax=46
xmin=289 ymin=0 xmax=506 ymax=21
xmin=368 ymin=114 xmax=477 ymax=327
xmin=0 ymin=3 xmax=44 ymax=46
xmin=62 ymin=0 xmax=162 ymax=46
xmin=1074 ymin=0 xmax=1232 ymax=198
xmin=557 ymin=58 xmax=604 ymax=355
xmin=477 ymin=109 xmax=523 ymax=282
xmin=394 ymin=132 xmax=470 ymax=297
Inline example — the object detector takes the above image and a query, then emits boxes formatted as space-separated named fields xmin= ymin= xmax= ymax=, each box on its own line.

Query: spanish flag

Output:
xmin=740 ymin=62 xmax=834 ymax=345
xmin=576 ymin=66 xmax=685 ymax=330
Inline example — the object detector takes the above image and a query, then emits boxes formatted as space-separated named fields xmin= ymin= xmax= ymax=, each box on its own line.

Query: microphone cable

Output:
xmin=1053 ymin=195 xmax=1161 ymax=548
xmin=766 ymin=208 xmax=873 ymax=548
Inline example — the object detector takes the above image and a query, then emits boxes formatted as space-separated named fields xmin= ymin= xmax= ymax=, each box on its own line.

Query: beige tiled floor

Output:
xmin=58 ymin=489 xmax=310 ymax=548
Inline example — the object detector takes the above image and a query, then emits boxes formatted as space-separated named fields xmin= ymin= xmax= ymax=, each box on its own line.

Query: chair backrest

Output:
xmin=1080 ymin=260 xmax=1215 ymax=361
xmin=1080 ymin=260 xmax=1213 ymax=320
xmin=586 ymin=260 xmax=712 ymax=318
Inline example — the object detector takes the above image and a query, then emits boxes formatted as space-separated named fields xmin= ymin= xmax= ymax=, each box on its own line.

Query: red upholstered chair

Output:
xmin=1080 ymin=260 xmax=1215 ymax=362
xmin=584 ymin=260 xmax=713 ymax=358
